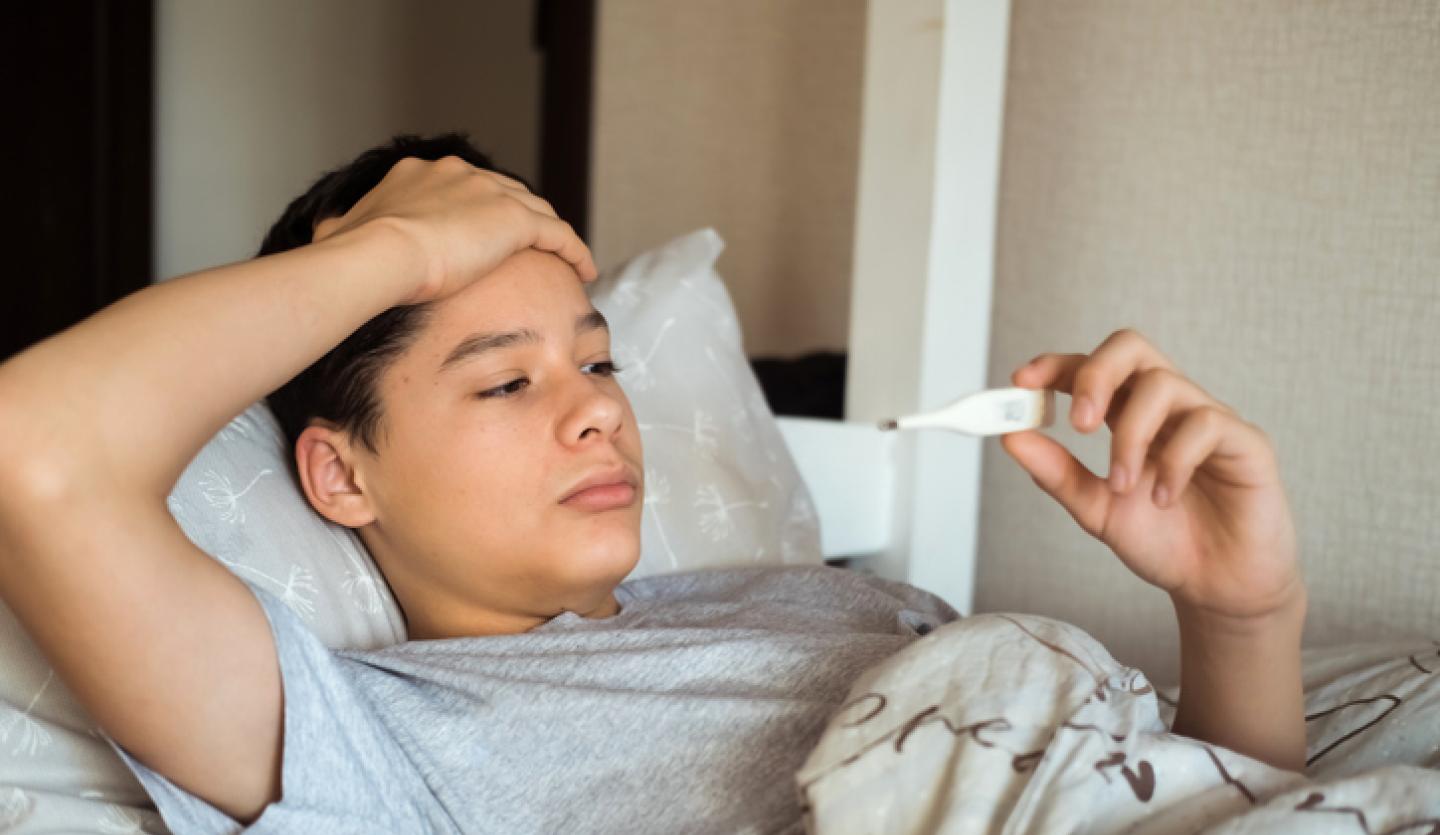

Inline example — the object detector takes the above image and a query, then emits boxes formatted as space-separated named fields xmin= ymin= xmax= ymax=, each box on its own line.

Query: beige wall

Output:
xmin=977 ymin=1 xmax=1440 ymax=683
xmin=155 ymin=0 xmax=540 ymax=281
xmin=589 ymin=0 xmax=866 ymax=358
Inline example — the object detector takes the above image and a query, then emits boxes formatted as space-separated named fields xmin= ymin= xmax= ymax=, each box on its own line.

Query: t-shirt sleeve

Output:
xmin=109 ymin=579 xmax=446 ymax=835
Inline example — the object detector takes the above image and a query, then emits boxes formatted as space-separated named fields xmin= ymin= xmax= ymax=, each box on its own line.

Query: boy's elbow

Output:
xmin=0 ymin=440 xmax=85 ymax=517
xmin=0 ymin=388 xmax=87 ymax=512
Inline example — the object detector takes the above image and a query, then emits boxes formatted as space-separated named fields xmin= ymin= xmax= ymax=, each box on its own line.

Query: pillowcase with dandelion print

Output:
xmin=164 ymin=404 xmax=409 ymax=649
xmin=168 ymin=228 xmax=820 ymax=642
xmin=589 ymin=227 xmax=823 ymax=576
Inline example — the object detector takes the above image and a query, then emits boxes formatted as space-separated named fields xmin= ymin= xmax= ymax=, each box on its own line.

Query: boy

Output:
xmin=0 ymin=135 xmax=1304 ymax=832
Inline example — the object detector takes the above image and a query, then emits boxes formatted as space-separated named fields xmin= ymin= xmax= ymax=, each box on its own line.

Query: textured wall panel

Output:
xmin=978 ymin=1 xmax=1440 ymax=683
xmin=590 ymin=0 xmax=865 ymax=357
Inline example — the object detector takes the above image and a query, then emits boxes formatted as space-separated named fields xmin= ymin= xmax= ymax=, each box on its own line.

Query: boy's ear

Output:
xmin=295 ymin=424 xmax=377 ymax=528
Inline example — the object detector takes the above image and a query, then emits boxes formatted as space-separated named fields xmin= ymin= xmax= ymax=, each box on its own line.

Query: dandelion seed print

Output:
xmin=1 ymin=707 xmax=52 ymax=758
xmin=639 ymin=411 xmax=719 ymax=461
xmin=609 ymin=281 xmax=643 ymax=311
xmin=613 ymin=317 xmax=675 ymax=392
xmin=695 ymin=484 xmax=768 ymax=542
xmin=0 ymin=669 xmax=54 ymax=757
xmin=332 ymin=528 xmax=383 ymax=614
xmin=279 ymin=565 xmax=320 ymax=619
xmin=644 ymin=469 xmax=671 ymax=507
xmin=97 ymin=804 xmax=143 ymax=834
xmin=642 ymin=470 xmax=679 ymax=567
xmin=199 ymin=468 xmax=273 ymax=524
xmin=690 ymin=410 xmax=718 ymax=458
xmin=341 ymin=572 xmax=382 ymax=615
xmin=645 ymin=504 xmax=681 ymax=569
xmin=215 ymin=558 xmax=319 ymax=620
xmin=782 ymin=495 xmax=820 ymax=561
xmin=217 ymin=413 xmax=255 ymax=442
xmin=788 ymin=493 xmax=817 ymax=527
xmin=679 ymin=276 xmax=732 ymax=325
xmin=0 ymin=788 xmax=32 ymax=828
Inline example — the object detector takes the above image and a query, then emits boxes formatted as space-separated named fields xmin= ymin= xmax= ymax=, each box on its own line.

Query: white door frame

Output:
xmin=844 ymin=0 xmax=1012 ymax=613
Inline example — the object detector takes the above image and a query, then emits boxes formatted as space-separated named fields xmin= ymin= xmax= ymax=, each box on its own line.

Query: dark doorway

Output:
xmin=3 ymin=2 xmax=596 ymax=363
xmin=4 ymin=2 xmax=154 ymax=362
xmin=536 ymin=0 xmax=596 ymax=239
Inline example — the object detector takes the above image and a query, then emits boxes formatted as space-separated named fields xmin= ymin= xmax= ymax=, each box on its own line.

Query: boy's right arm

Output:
xmin=0 ymin=487 xmax=286 ymax=823
xmin=0 ymin=225 xmax=411 ymax=820
xmin=0 ymin=156 xmax=595 ymax=822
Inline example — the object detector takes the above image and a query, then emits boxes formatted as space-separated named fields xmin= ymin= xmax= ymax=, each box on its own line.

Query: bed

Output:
xmin=5 ymin=2 xmax=1439 ymax=830
xmin=4 ymin=220 xmax=1437 ymax=833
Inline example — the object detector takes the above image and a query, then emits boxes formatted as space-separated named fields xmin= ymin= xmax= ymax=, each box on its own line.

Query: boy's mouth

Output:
xmin=560 ymin=482 xmax=638 ymax=512
xmin=559 ymin=465 xmax=639 ymax=511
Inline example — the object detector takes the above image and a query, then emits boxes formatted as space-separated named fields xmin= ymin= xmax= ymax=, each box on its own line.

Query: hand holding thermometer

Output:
xmin=877 ymin=387 xmax=1056 ymax=436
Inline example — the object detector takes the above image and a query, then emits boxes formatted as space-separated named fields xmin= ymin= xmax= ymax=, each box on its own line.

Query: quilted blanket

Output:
xmin=798 ymin=614 xmax=1440 ymax=833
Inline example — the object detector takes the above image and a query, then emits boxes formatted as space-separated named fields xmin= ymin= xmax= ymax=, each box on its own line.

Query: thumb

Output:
xmin=1000 ymin=430 xmax=1111 ymax=539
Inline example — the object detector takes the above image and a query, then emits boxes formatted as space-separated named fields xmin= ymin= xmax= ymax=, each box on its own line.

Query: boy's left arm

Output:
xmin=1001 ymin=328 xmax=1306 ymax=771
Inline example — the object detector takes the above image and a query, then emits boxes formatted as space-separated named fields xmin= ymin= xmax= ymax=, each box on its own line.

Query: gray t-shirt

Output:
xmin=114 ymin=565 xmax=957 ymax=834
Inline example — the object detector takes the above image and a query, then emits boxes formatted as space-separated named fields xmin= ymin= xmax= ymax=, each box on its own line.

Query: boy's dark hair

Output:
xmin=262 ymin=133 xmax=529 ymax=458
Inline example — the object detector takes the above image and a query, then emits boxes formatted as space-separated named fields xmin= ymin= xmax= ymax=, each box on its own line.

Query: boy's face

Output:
xmin=347 ymin=250 xmax=643 ymax=637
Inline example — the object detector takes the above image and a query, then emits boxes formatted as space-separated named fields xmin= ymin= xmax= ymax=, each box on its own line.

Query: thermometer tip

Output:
xmin=877 ymin=419 xmax=898 ymax=431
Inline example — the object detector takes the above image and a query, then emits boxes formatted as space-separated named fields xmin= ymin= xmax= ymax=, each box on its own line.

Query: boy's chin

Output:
xmin=561 ymin=529 xmax=641 ymax=584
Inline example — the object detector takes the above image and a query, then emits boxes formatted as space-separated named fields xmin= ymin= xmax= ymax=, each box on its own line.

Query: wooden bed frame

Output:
xmin=777 ymin=0 xmax=1012 ymax=616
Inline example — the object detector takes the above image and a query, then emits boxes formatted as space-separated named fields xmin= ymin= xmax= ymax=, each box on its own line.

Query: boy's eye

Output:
xmin=478 ymin=378 xmax=529 ymax=399
xmin=582 ymin=360 xmax=623 ymax=377
xmin=476 ymin=362 xmax=621 ymax=399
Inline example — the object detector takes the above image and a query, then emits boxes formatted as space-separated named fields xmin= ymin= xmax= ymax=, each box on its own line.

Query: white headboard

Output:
xmin=779 ymin=0 xmax=1012 ymax=616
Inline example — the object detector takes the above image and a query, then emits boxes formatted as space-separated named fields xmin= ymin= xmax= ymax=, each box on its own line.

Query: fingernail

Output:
xmin=1109 ymin=464 xmax=1128 ymax=492
xmin=1075 ymin=398 xmax=1094 ymax=428
xmin=1152 ymin=484 xmax=1169 ymax=507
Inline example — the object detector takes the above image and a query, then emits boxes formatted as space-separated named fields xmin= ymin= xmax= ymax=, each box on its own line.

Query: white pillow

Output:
xmin=0 ymin=227 xmax=820 ymax=833
xmin=591 ymin=227 xmax=822 ymax=574
xmin=164 ymin=406 xmax=408 ymax=649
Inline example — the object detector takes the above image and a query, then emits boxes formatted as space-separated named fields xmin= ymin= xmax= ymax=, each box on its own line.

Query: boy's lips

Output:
xmin=561 ymin=482 xmax=637 ymax=512
xmin=559 ymin=466 xmax=639 ymax=511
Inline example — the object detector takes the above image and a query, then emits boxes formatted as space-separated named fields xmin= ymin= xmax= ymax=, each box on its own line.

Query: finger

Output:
xmin=1067 ymin=329 xmax=1179 ymax=434
xmin=1151 ymin=407 xmax=1273 ymax=508
xmin=481 ymin=169 xmax=533 ymax=193
xmin=1100 ymin=380 xmax=1135 ymax=431
xmin=527 ymin=215 xmax=598 ymax=281
xmin=1014 ymin=351 xmax=1135 ymax=430
xmin=504 ymin=189 xmax=560 ymax=220
xmin=1000 ymin=430 xmax=1112 ymax=539
xmin=1106 ymin=367 xmax=1214 ymax=494
xmin=1013 ymin=330 xmax=1178 ymax=434
xmin=1011 ymin=352 xmax=1084 ymax=391
xmin=437 ymin=157 xmax=533 ymax=197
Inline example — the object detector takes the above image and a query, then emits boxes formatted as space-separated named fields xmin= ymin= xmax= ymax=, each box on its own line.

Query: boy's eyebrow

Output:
xmin=438 ymin=309 xmax=609 ymax=373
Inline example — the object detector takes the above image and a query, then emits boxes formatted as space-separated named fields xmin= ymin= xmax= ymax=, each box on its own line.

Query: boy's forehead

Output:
xmin=434 ymin=251 xmax=588 ymax=322
xmin=411 ymin=253 xmax=601 ymax=367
